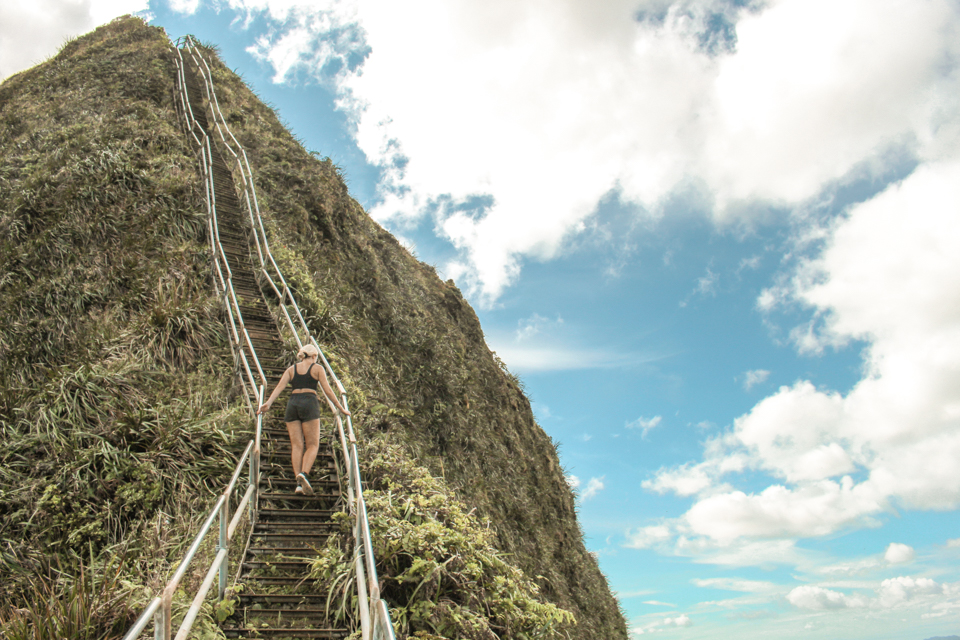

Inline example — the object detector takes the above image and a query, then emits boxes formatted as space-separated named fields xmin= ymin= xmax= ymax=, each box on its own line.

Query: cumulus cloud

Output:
xmin=787 ymin=576 xmax=948 ymax=612
xmin=0 ymin=0 xmax=148 ymax=81
xmin=642 ymin=462 xmax=712 ymax=497
xmin=663 ymin=614 xmax=692 ymax=628
xmin=633 ymin=613 xmax=693 ymax=635
xmin=228 ymin=0 xmax=960 ymax=302
xmin=787 ymin=585 xmax=868 ymax=610
xmin=566 ymin=474 xmax=581 ymax=489
xmin=877 ymin=576 xmax=943 ymax=608
xmin=884 ymin=543 xmax=915 ymax=565
xmin=637 ymin=159 xmax=960 ymax=551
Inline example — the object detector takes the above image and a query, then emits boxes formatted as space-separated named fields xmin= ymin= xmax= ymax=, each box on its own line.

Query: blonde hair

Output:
xmin=297 ymin=344 xmax=319 ymax=360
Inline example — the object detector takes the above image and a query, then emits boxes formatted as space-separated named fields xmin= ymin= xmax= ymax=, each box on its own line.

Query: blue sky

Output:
xmin=5 ymin=0 xmax=960 ymax=638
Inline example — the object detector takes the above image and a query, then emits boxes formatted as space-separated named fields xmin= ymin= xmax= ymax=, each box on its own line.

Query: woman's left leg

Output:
xmin=300 ymin=418 xmax=321 ymax=477
xmin=286 ymin=421 xmax=305 ymax=476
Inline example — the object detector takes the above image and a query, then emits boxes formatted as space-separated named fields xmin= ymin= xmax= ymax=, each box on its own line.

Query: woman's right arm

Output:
xmin=257 ymin=368 xmax=291 ymax=415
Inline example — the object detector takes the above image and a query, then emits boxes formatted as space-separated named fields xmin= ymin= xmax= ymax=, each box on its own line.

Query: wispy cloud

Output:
xmin=627 ymin=415 xmax=662 ymax=438
xmin=696 ymin=267 xmax=719 ymax=297
xmin=742 ymin=369 xmax=770 ymax=391
xmin=582 ymin=476 xmax=606 ymax=501
xmin=515 ymin=312 xmax=563 ymax=341
xmin=491 ymin=343 xmax=659 ymax=373
xmin=642 ymin=600 xmax=676 ymax=607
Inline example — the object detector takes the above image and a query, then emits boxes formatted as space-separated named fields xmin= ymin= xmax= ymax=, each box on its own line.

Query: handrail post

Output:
xmin=153 ymin=606 xmax=163 ymax=640
xmin=254 ymin=385 xmax=264 ymax=517
xmin=160 ymin=585 xmax=173 ymax=640
xmin=218 ymin=495 xmax=228 ymax=600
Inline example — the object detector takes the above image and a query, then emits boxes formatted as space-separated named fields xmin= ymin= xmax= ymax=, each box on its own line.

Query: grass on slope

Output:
xmin=0 ymin=18 xmax=249 ymax=638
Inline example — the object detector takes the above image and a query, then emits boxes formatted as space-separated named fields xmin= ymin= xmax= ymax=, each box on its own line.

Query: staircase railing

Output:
xmin=122 ymin=397 xmax=264 ymax=640
xmin=122 ymin=35 xmax=394 ymax=640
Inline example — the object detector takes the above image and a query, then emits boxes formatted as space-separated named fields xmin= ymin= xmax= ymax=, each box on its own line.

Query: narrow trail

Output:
xmin=181 ymin=58 xmax=350 ymax=640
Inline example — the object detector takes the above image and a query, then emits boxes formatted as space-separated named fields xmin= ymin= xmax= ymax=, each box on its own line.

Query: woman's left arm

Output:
xmin=316 ymin=366 xmax=351 ymax=416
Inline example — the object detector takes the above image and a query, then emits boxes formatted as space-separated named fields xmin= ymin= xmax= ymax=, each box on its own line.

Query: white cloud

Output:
xmin=168 ymin=0 xmax=200 ymax=13
xmin=787 ymin=585 xmax=868 ymax=610
xmin=742 ymin=368 xmax=770 ymax=391
xmin=786 ymin=576 xmax=954 ymax=613
xmin=232 ymin=0 xmax=960 ymax=302
xmin=695 ymin=267 xmax=718 ymax=297
xmin=679 ymin=537 xmax=803 ymax=567
xmin=625 ymin=524 xmax=673 ymax=550
xmin=632 ymin=613 xmax=693 ymax=635
xmin=566 ymin=474 xmax=581 ymax=489
xmin=877 ymin=576 xmax=942 ymax=608
xmin=662 ymin=614 xmax=692 ymax=628
xmin=582 ymin=476 xmax=605 ymax=501
xmin=884 ymin=543 xmax=915 ymax=565
xmin=490 ymin=343 xmax=648 ymax=372
xmin=0 ymin=0 xmax=148 ymax=81
xmin=637 ymin=159 xmax=960 ymax=550
xmin=627 ymin=415 xmax=663 ymax=438
xmin=642 ymin=600 xmax=676 ymax=607
xmin=692 ymin=578 xmax=777 ymax=593
xmin=947 ymin=538 xmax=960 ymax=548
xmin=642 ymin=462 xmax=711 ymax=497
xmin=515 ymin=312 xmax=563 ymax=341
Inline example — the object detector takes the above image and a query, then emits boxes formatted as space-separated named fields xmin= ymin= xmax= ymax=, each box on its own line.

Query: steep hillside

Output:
xmin=0 ymin=17 xmax=626 ymax=639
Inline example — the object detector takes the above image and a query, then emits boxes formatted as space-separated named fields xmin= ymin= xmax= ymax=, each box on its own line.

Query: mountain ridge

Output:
xmin=0 ymin=16 xmax=626 ymax=639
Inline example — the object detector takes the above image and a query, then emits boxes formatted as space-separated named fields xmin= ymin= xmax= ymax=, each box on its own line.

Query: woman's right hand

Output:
xmin=256 ymin=403 xmax=270 ymax=415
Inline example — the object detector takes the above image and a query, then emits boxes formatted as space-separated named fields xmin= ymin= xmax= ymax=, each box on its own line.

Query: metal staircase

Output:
xmin=122 ymin=36 xmax=394 ymax=640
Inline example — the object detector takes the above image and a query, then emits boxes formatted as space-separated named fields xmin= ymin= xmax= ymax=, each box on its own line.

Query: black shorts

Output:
xmin=284 ymin=393 xmax=321 ymax=422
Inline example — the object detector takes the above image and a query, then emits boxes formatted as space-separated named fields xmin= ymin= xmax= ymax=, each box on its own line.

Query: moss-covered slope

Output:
xmin=0 ymin=17 xmax=626 ymax=639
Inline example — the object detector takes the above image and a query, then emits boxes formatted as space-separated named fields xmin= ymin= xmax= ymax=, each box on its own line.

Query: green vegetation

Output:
xmin=312 ymin=439 xmax=576 ymax=639
xmin=0 ymin=17 xmax=248 ymax=636
xmin=0 ymin=17 xmax=626 ymax=639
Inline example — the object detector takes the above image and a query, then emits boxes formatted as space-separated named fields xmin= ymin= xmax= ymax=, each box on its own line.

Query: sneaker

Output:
xmin=297 ymin=472 xmax=314 ymax=496
xmin=294 ymin=485 xmax=304 ymax=495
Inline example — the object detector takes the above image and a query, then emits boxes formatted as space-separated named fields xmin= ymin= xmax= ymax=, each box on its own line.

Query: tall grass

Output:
xmin=0 ymin=16 xmax=250 ymax=634
xmin=0 ymin=556 xmax=139 ymax=640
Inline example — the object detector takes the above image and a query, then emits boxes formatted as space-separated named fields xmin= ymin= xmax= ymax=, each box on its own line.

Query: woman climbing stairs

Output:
xmin=179 ymin=53 xmax=350 ymax=640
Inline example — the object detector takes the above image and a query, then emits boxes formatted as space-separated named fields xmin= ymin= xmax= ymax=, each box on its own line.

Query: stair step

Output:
xmin=258 ymin=509 xmax=338 ymax=520
xmin=223 ymin=628 xmax=347 ymax=639
xmin=246 ymin=547 xmax=325 ymax=556
xmin=240 ymin=594 xmax=328 ymax=605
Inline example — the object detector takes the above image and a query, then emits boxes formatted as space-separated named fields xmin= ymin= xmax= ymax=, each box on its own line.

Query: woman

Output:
xmin=257 ymin=344 xmax=350 ymax=495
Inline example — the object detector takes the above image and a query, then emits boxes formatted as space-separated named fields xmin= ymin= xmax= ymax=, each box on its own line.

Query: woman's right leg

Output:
xmin=286 ymin=420 xmax=304 ymax=476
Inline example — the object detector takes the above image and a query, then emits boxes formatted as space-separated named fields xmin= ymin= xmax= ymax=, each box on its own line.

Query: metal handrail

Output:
xmin=165 ymin=35 xmax=395 ymax=640
xmin=122 ymin=423 xmax=260 ymax=640
xmin=172 ymin=42 xmax=266 ymax=405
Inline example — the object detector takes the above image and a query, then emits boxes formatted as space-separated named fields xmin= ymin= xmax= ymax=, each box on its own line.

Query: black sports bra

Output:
xmin=290 ymin=362 xmax=319 ymax=392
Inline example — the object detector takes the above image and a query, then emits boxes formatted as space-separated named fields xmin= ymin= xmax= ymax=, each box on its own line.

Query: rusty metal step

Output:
xmin=223 ymin=628 xmax=347 ymax=639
